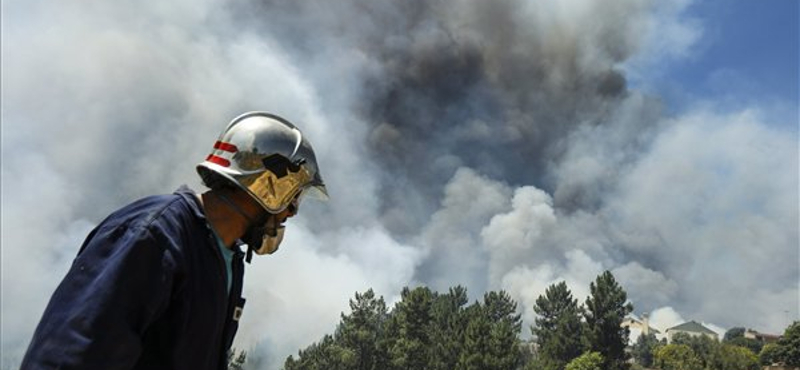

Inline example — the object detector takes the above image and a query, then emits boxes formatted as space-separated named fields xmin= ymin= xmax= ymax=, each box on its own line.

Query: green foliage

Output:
xmin=285 ymin=335 xmax=356 ymax=370
xmin=284 ymin=286 xmax=523 ymax=370
xmin=722 ymin=326 xmax=762 ymax=354
xmin=337 ymin=289 xmax=389 ymax=370
xmin=458 ymin=304 xmax=492 ymax=370
xmin=518 ymin=340 xmax=538 ymax=370
xmin=653 ymin=331 xmax=760 ymax=370
xmin=524 ymin=357 xmax=547 ymax=370
xmin=653 ymin=344 xmax=702 ymax=370
xmin=631 ymin=332 xmax=658 ymax=367
xmin=565 ymin=352 xmax=603 ymax=370
xmin=629 ymin=363 xmax=647 ymax=370
xmin=428 ymin=286 xmax=468 ymax=370
xmin=782 ymin=321 xmax=800 ymax=366
xmin=484 ymin=291 xmax=523 ymax=370
xmin=709 ymin=344 xmax=759 ymax=370
xmin=726 ymin=336 xmax=763 ymax=354
xmin=531 ymin=281 xmax=584 ymax=370
xmin=282 ymin=278 xmax=649 ymax=370
xmin=670 ymin=332 xmax=716 ymax=369
xmin=736 ymin=322 xmax=800 ymax=368
xmin=583 ymin=271 xmax=633 ymax=370
xmin=285 ymin=290 xmax=388 ymax=370
xmin=723 ymin=327 xmax=745 ymax=342
xmin=458 ymin=291 xmax=523 ymax=370
xmin=283 ymin=282 xmax=784 ymax=370
xmin=759 ymin=343 xmax=781 ymax=366
xmin=775 ymin=320 xmax=800 ymax=366
xmin=227 ymin=348 xmax=247 ymax=370
xmin=389 ymin=287 xmax=434 ymax=370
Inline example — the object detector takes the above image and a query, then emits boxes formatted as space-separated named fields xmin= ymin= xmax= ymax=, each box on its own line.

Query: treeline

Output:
xmin=285 ymin=286 xmax=521 ymax=370
xmin=635 ymin=331 xmax=759 ymax=370
xmin=229 ymin=270 xmax=799 ymax=370
xmin=635 ymin=323 xmax=800 ymax=370
xmin=280 ymin=270 xmax=633 ymax=370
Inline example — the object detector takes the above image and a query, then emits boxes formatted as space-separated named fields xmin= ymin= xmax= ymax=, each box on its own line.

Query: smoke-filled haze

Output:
xmin=2 ymin=0 xmax=797 ymax=368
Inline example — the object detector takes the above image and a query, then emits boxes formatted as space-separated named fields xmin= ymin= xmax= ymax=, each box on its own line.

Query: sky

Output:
xmin=635 ymin=0 xmax=798 ymax=118
xmin=1 ymin=0 xmax=798 ymax=369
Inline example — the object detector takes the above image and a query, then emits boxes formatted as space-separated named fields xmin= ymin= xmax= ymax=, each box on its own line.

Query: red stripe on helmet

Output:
xmin=207 ymin=155 xmax=231 ymax=167
xmin=213 ymin=141 xmax=238 ymax=153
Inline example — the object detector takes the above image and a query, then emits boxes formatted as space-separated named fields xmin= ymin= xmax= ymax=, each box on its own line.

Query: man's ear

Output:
xmin=234 ymin=189 xmax=270 ymax=224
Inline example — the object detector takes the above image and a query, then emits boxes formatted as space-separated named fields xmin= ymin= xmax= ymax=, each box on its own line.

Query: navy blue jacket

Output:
xmin=22 ymin=186 xmax=245 ymax=370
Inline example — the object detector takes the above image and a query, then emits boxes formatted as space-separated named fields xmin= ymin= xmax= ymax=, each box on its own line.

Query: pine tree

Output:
xmin=227 ymin=349 xmax=246 ymax=370
xmin=532 ymin=281 xmax=584 ymax=370
xmin=337 ymin=289 xmax=389 ymax=370
xmin=632 ymin=332 xmax=658 ymax=367
xmin=389 ymin=287 xmax=433 ymax=370
xmin=284 ymin=335 xmax=355 ymax=370
xmin=484 ymin=291 xmax=523 ymax=370
xmin=283 ymin=286 xmax=526 ymax=370
xmin=583 ymin=271 xmax=633 ymax=370
xmin=457 ymin=303 xmax=492 ymax=370
xmin=377 ymin=309 xmax=401 ymax=370
xmin=429 ymin=286 xmax=469 ymax=370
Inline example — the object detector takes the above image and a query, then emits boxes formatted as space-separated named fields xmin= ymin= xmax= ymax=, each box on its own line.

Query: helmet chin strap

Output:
xmin=214 ymin=192 xmax=274 ymax=263
xmin=214 ymin=192 xmax=259 ymax=226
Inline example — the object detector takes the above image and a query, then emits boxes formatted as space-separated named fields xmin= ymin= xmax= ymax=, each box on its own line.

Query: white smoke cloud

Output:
xmin=622 ymin=0 xmax=703 ymax=85
xmin=612 ymin=262 xmax=679 ymax=308
xmin=608 ymin=108 xmax=798 ymax=326
xmin=417 ymin=167 xmax=512 ymax=294
xmin=482 ymin=186 xmax=557 ymax=285
xmin=646 ymin=306 xmax=686 ymax=340
xmin=430 ymin=106 xmax=797 ymax=342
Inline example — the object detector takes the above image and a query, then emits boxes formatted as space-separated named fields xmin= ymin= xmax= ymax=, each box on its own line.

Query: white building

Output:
xmin=622 ymin=313 xmax=661 ymax=337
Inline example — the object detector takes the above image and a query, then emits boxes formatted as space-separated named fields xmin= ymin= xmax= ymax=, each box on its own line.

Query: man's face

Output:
xmin=242 ymin=191 xmax=299 ymax=230
xmin=247 ymin=193 xmax=300 ymax=255
xmin=269 ymin=194 xmax=299 ymax=227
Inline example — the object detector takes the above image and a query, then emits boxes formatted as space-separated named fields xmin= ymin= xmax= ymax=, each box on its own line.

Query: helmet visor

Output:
xmin=303 ymin=183 xmax=329 ymax=201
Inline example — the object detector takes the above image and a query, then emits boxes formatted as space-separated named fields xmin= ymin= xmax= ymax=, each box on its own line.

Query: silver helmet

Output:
xmin=197 ymin=112 xmax=328 ymax=215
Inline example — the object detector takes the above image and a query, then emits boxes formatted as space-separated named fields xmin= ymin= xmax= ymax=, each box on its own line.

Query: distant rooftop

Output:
xmin=745 ymin=329 xmax=781 ymax=342
xmin=622 ymin=316 xmax=661 ymax=334
xmin=667 ymin=320 xmax=717 ymax=335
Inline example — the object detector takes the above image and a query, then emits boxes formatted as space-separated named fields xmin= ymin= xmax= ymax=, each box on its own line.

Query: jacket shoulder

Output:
xmin=106 ymin=193 xmax=198 ymax=230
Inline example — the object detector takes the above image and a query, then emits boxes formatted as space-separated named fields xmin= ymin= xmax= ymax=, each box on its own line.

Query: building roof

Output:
xmin=666 ymin=321 xmax=717 ymax=335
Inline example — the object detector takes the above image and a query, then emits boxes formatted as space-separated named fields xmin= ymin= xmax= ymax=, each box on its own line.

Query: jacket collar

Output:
xmin=175 ymin=185 xmax=246 ymax=257
xmin=174 ymin=185 xmax=208 ymax=221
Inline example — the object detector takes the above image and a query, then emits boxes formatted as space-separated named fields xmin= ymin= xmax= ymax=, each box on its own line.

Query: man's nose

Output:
xmin=280 ymin=206 xmax=296 ymax=222
xmin=286 ymin=197 xmax=300 ymax=218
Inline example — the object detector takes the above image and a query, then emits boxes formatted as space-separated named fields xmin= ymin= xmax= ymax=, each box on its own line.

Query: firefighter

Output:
xmin=22 ymin=112 xmax=327 ymax=370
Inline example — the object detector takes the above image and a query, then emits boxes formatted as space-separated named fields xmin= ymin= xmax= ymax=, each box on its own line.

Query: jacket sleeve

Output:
xmin=21 ymin=222 xmax=177 ymax=370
